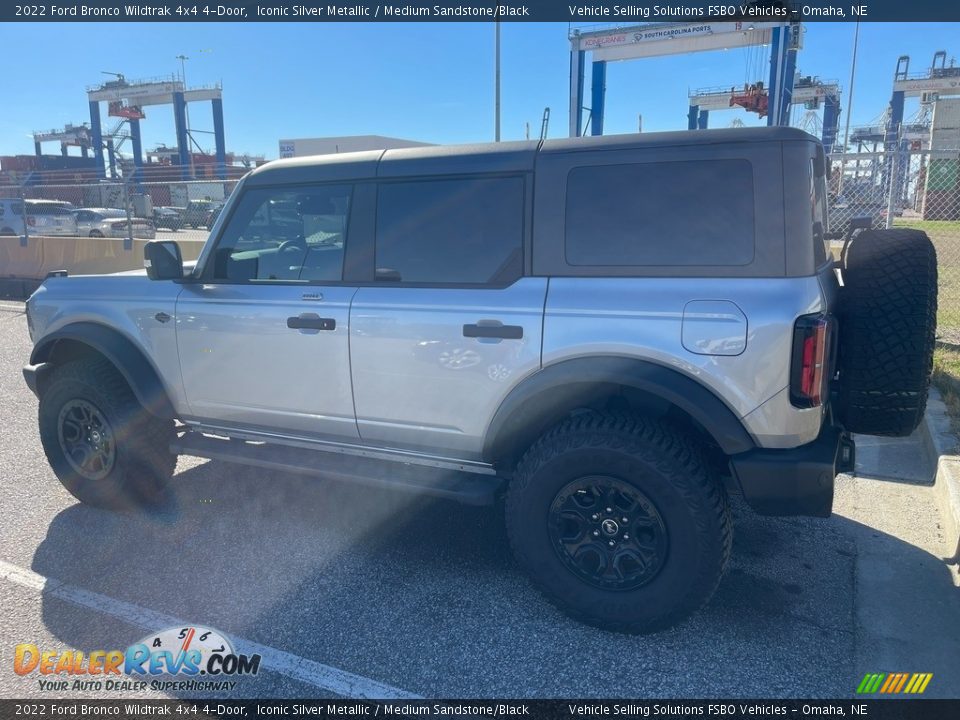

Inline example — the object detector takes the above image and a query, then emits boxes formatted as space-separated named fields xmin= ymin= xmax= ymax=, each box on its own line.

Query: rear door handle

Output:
xmin=463 ymin=323 xmax=523 ymax=340
xmin=287 ymin=315 xmax=336 ymax=331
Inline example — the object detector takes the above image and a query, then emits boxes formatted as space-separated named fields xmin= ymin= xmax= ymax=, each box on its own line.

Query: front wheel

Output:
xmin=505 ymin=413 xmax=731 ymax=634
xmin=38 ymin=358 xmax=176 ymax=509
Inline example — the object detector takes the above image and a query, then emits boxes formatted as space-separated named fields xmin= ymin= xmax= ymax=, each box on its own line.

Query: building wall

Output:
xmin=278 ymin=135 xmax=432 ymax=158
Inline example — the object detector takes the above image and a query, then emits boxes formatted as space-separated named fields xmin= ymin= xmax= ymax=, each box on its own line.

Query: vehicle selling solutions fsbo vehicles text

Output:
xmin=569 ymin=4 xmax=792 ymax=18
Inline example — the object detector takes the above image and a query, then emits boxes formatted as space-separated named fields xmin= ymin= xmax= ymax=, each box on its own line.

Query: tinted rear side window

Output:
xmin=375 ymin=176 xmax=523 ymax=284
xmin=565 ymin=159 xmax=755 ymax=266
xmin=27 ymin=203 xmax=73 ymax=216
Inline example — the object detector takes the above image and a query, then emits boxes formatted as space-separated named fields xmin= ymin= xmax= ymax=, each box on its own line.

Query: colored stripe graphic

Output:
xmin=857 ymin=672 xmax=932 ymax=694
xmin=893 ymin=674 xmax=909 ymax=693
xmin=856 ymin=673 xmax=885 ymax=694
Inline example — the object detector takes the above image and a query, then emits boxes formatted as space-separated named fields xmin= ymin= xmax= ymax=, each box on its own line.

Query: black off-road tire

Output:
xmin=504 ymin=413 xmax=732 ymax=634
xmin=38 ymin=358 xmax=176 ymax=510
xmin=837 ymin=228 xmax=937 ymax=437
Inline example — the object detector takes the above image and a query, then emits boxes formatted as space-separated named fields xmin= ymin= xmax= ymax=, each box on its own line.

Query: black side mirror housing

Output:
xmin=144 ymin=241 xmax=184 ymax=281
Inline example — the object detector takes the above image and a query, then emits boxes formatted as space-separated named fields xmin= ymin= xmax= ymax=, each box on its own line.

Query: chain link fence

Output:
xmin=0 ymin=179 xmax=240 ymax=243
xmin=829 ymin=148 xmax=960 ymax=340
xmin=2 ymin=158 xmax=959 ymax=336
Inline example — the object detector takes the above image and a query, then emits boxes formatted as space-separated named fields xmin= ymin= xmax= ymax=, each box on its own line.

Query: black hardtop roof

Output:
xmin=245 ymin=126 xmax=817 ymax=186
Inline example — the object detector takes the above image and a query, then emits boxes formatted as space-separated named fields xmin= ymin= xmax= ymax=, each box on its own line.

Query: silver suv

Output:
xmin=0 ymin=198 xmax=79 ymax=236
xmin=22 ymin=128 xmax=938 ymax=633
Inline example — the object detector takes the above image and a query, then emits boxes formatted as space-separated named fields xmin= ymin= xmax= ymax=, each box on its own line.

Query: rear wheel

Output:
xmin=837 ymin=229 xmax=937 ymax=436
xmin=89 ymin=230 xmax=104 ymax=238
xmin=505 ymin=413 xmax=731 ymax=634
xmin=38 ymin=358 xmax=176 ymax=509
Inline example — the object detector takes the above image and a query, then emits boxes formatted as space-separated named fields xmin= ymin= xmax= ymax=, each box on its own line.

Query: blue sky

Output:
xmin=0 ymin=22 xmax=957 ymax=159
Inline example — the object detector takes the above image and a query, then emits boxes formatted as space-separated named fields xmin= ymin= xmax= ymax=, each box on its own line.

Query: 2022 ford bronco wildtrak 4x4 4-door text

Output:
xmin=23 ymin=128 xmax=938 ymax=633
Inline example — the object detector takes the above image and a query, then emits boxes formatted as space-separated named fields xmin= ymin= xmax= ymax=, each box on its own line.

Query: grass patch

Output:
xmin=893 ymin=218 xmax=960 ymax=333
xmin=933 ymin=344 xmax=960 ymax=438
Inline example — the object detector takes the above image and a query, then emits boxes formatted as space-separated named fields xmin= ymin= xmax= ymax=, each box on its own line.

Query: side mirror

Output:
xmin=144 ymin=241 xmax=184 ymax=281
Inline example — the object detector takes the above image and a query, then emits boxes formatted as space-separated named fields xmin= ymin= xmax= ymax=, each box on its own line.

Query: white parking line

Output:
xmin=0 ymin=559 xmax=420 ymax=700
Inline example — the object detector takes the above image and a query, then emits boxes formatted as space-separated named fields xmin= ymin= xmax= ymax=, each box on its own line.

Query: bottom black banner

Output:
xmin=1 ymin=700 xmax=957 ymax=720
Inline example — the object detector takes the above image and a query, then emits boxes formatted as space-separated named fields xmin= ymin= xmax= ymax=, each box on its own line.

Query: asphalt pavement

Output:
xmin=0 ymin=301 xmax=957 ymax=700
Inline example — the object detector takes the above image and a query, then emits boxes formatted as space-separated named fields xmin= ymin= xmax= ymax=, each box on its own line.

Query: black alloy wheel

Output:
xmin=56 ymin=398 xmax=116 ymax=481
xmin=548 ymin=476 xmax=668 ymax=591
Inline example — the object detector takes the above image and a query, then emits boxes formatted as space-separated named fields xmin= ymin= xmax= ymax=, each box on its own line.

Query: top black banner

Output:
xmin=4 ymin=0 xmax=960 ymax=23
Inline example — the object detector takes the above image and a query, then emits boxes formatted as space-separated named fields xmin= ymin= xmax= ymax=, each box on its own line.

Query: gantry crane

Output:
xmin=568 ymin=17 xmax=801 ymax=137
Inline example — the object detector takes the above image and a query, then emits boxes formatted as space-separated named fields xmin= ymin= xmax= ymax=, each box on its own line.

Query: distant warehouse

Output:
xmin=278 ymin=135 xmax=433 ymax=158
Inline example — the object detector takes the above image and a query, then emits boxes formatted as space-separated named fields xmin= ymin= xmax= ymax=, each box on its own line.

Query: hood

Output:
xmin=110 ymin=260 xmax=197 ymax=277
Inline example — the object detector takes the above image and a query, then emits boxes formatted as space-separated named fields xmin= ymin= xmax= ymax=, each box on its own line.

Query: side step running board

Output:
xmin=171 ymin=432 xmax=504 ymax=506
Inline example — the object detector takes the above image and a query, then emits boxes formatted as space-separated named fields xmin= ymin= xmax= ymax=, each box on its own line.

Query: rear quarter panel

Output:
xmin=542 ymin=277 xmax=827 ymax=448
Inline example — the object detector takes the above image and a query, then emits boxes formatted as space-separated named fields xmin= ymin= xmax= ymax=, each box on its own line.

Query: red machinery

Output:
xmin=730 ymin=82 xmax=769 ymax=118
xmin=108 ymin=101 xmax=146 ymax=120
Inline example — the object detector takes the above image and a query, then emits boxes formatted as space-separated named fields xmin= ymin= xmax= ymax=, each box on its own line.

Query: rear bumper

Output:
xmin=730 ymin=423 xmax=855 ymax=518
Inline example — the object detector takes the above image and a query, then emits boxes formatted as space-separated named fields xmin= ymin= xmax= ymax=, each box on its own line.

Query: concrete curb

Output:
xmin=921 ymin=387 xmax=960 ymax=562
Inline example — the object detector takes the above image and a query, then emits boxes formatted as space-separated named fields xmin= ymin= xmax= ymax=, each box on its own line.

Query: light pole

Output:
xmin=175 ymin=54 xmax=194 ymax=177
xmin=838 ymin=21 xmax=860 ymax=195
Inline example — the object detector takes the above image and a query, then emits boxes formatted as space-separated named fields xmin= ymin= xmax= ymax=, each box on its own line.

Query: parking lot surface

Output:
xmin=0 ymin=301 xmax=957 ymax=699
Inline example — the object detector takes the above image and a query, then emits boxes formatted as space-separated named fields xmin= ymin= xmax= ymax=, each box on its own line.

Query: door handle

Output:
xmin=287 ymin=315 xmax=336 ymax=331
xmin=463 ymin=323 xmax=523 ymax=340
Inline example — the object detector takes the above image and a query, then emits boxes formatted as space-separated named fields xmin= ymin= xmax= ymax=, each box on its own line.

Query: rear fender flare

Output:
xmin=483 ymin=356 xmax=756 ymax=466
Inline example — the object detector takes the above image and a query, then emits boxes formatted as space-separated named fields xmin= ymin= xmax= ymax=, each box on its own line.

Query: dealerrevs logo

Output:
xmin=14 ymin=626 xmax=261 ymax=693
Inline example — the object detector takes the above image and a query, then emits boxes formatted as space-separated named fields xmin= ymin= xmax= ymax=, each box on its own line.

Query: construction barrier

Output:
xmin=0 ymin=235 xmax=205 ymax=298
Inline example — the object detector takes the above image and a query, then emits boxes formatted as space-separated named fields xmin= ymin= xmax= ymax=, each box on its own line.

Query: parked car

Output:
xmin=0 ymin=199 xmax=79 ymax=236
xmin=152 ymin=206 xmax=184 ymax=231
xmin=23 ymin=127 xmax=938 ymax=634
xmin=181 ymin=200 xmax=223 ymax=229
xmin=73 ymin=208 xmax=156 ymax=239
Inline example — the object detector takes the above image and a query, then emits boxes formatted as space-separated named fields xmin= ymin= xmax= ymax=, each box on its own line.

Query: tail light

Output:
xmin=790 ymin=313 xmax=832 ymax=408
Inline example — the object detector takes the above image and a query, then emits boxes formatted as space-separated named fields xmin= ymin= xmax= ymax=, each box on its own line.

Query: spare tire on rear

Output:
xmin=837 ymin=228 xmax=937 ymax=437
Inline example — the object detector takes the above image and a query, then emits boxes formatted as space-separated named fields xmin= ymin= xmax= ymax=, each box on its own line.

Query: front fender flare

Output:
xmin=30 ymin=322 xmax=175 ymax=419
xmin=483 ymin=356 xmax=756 ymax=465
